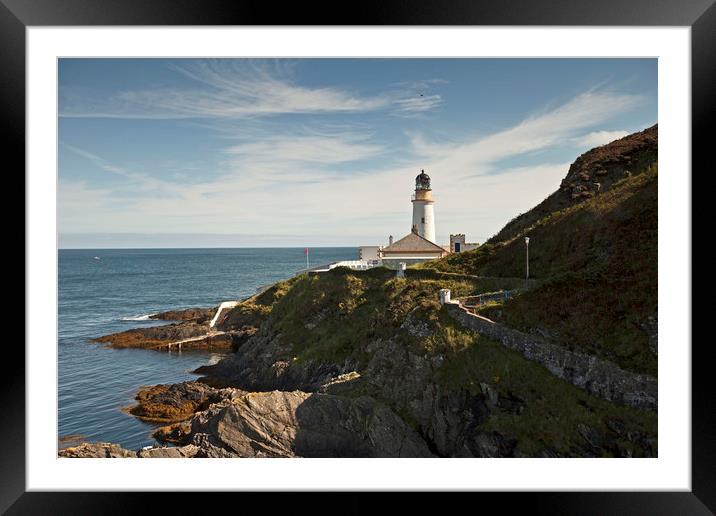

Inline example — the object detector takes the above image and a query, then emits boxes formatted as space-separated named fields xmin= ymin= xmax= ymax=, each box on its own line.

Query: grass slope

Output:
xmin=428 ymin=164 xmax=657 ymax=375
xmin=214 ymin=126 xmax=659 ymax=455
xmin=226 ymin=266 xmax=656 ymax=457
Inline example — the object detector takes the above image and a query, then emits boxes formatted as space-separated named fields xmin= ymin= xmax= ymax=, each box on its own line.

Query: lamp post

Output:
xmin=524 ymin=236 xmax=530 ymax=289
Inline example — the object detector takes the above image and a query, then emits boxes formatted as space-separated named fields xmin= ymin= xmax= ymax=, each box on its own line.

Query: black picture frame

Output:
xmin=6 ymin=0 xmax=710 ymax=513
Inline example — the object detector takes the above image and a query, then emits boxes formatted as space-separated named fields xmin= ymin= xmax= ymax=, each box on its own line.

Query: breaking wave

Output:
xmin=121 ymin=314 xmax=156 ymax=321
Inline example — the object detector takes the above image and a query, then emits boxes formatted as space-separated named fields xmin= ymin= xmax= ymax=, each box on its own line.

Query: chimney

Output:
xmin=389 ymin=235 xmax=394 ymax=245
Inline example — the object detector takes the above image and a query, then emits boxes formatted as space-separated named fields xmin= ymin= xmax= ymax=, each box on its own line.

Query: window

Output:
xmin=421 ymin=217 xmax=425 ymax=223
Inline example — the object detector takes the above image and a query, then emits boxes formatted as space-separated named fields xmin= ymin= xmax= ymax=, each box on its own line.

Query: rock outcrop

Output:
xmin=193 ymin=322 xmax=355 ymax=392
xmin=58 ymin=442 xmax=200 ymax=458
xmin=59 ymin=443 xmax=138 ymax=458
xmin=114 ymin=382 xmax=434 ymax=458
xmin=93 ymin=322 xmax=207 ymax=349
xmin=150 ymin=307 xmax=214 ymax=323
xmin=167 ymin=390 xmax=433 ymax=458
xmin=490 ymin=124 xmax=657 ymax=244
xmin=92 ymin=322 xmax=251 ymax=351
xmin=125 ymin=381 xmax=242 ymax=423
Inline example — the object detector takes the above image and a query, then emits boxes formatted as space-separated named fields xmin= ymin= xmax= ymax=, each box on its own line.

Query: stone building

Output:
xmin=449 ymin=233 xmax=480 ymax=253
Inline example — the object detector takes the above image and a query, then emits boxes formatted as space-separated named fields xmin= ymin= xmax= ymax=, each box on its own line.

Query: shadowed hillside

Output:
xmin=428 ymin=126 xmax=658 ymax=375
xmin=490 ymin=124 xmax=657 ymax=245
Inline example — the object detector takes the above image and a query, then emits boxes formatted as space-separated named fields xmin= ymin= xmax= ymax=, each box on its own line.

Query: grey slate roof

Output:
xmin=380 ymin=232 xmax=446 ymax=254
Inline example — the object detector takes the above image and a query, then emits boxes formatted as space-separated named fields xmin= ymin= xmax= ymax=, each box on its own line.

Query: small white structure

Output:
xmin=308 ymin=260 xmax=382 ymax=273
xmin=396 ymin=262 xmax=407 ymax=277
xmin=209 ymin=301 xmax=239 ymax=328
xmin=411 ymin=170 xmax=436 ymax=243
xmin=358 ymin=245 xmax=382 ymax=262
xmin=330 ymin=260 xmax=377 ymax=271
xmin=439 ymin=289 xmax=452 ymax=305
xmin=449 ymin=234 xmax=480 ymax=253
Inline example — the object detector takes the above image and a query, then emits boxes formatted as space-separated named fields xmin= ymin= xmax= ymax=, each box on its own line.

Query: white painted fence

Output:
xmin=209 ymin=301 xmax=239 ymax=328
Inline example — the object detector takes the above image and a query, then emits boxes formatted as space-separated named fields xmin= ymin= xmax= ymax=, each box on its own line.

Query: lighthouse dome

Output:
xmin=415 ymin=169 xmax=431 ymax=190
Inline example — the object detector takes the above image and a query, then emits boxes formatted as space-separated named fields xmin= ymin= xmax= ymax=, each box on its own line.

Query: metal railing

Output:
xmin=462 ymin=289 xmax=519 ymax=307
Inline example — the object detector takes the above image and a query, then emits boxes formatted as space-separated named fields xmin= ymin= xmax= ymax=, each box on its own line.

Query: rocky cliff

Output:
xmin=72 ymin=127 xmax=658 ymax=459
xmin=490 ymin=124 xmax=657 ymax=245
xmin=88 ymin=264 xmax=656 ymax=459
xmin=428 ymin=126 xmax=658 ymax=376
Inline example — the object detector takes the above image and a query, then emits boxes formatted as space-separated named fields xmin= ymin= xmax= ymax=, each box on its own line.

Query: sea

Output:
xmin=58 ymin=247 xmax=356 ymax=450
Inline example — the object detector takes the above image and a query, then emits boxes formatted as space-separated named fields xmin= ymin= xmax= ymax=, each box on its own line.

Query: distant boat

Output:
xmin=93 ymin=256 xmax=101 ymax=260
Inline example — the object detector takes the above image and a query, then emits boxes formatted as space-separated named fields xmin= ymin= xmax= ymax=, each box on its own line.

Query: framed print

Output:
xmin=6 ymin=0 xmax=711 ymax=513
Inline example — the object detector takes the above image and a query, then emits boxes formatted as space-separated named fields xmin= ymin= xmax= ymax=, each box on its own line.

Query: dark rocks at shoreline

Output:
xmin=91 ymin=301 xmax=259 ymax=351
xmin=58 ymin=434 xmax=87 ymax=450
xmin=68 ymin=381 xmax=433 ymax=458
xmin=78 ymin=287 xmax=657 ymax=458
xmin=150 ymin=387 xmax=433 ymax=458
xmin=91 ymin=322 xmax=241 ymax=351
xmin=150 ymin=307 xmax=215 ymax=323
xmin=125 ymin=381 xmax=242 ymax=423
xmin=92 ymin=321 xmax=208 ymax=349
xmin=58 ymin=442 xmax=139 ymax=458
xmin=137 ymin=445 xmax=200 ymax=458
xmin=58 ymin=442 xmax=200 ymax=458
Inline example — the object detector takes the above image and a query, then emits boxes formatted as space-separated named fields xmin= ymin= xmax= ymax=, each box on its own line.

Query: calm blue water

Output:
xmin=59 ymin=247 xmax=356 ymax=450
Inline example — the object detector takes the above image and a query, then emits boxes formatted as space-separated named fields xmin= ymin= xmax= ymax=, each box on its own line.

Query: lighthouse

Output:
xmin=411 ymin=169 xmax=436 ymax=243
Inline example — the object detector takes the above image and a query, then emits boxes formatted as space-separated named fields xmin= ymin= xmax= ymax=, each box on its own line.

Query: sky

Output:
xmin=58 ymin=58 xmax=657 ymax=249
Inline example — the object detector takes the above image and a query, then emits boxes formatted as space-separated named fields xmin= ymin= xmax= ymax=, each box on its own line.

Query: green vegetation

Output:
xmin=266 ymin=266 xmax=483 ymax=364
xmin=236 ymin=265 xmax=656 ymax=457
xmin=406 ymin=267 xmax=535 ymax=291
xmin=428 ymin=166 xmax=658 ymax=375
xmin=435 ymin=328 xmax=656 ymax=456
xmin=487 ymin=124 xmax=657 ymax=245
xmin=220 ymin=276 xmax=299 ymax=329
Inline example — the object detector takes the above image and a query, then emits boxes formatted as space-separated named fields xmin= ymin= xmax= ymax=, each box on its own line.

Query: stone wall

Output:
xmin=444 ymin=302 xmax=657 ymax=410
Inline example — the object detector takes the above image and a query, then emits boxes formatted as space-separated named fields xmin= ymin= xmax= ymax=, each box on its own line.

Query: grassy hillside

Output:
xmin=426 ymin=128 xmax=658 ymax=375
xmin=224 ymin=266 xmax=656 ymax=457
xmin=478 ymin=168 xmax=657 ymax=375
xmin=489 ymin=124 xmax=657 ymax=244
xmin=265 ymin=267 xmax=481 ymax=364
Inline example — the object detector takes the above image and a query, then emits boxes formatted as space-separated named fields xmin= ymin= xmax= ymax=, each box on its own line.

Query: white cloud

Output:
xmin=410 ymin=91 xmax=643 ymax=177
xmin=62 ymin=144 xmax=183 ymax=195
xmin=571 ymin=130 xmax=629 ymax=148
xmin=224 ymin=132 xmax=384 ymax=165
xmin=59 ymin=88 xmax=646 ymax=246
xmin=58 ymin=181 xmax=120 ymax=232
xmin=60 ymin=60 xmax=442 ymax=120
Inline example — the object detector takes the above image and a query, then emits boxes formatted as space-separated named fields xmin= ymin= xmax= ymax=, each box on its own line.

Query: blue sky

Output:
xmin=58 ymin=58 xmax=657 ymax=248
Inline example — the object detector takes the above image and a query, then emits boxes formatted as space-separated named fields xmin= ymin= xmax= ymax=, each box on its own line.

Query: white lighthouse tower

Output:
xmin=411 ymin=169 xmax=436 ymax=243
